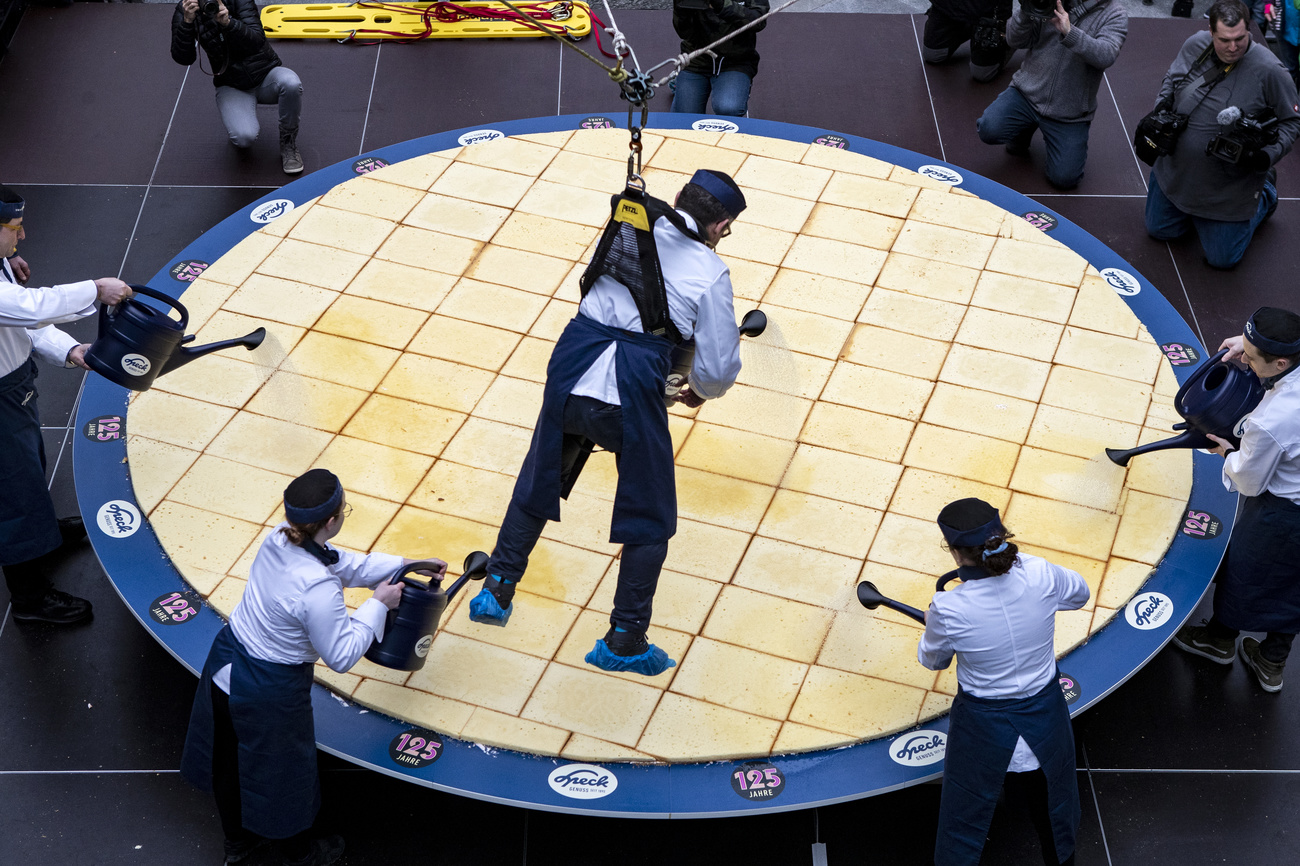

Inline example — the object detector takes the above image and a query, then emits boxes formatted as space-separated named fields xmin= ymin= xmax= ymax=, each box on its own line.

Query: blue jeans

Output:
xmin=976 ymin=86 xmax=1092 ymax=189
xmin=1145 ymin=170 xmax=1277 ymax=269
xmin=215 ymin=66 xmax=303 ymax=148
xmin=487 ymin=395 xmax=669 ymax=633
xmin=671 ymin=69 xmax=753 ymax=116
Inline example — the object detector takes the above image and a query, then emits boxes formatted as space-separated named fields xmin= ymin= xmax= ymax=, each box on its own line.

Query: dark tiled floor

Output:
xmin=4 ymin=5 xmax=1299 ymax=864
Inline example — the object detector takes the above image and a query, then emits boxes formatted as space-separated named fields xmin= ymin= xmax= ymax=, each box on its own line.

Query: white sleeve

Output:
xmin=0 ymin=280 xmax=97 ymax=328
xmin=28 ymin=324 xmax=80 ymax=367
xmin=298 ymin=580 xmax=389 ymax=672
xmin=917 ymin=603 xmax=955 ymax=671
xmin=1050 ymin=562 xmax=1090 ymax=611
xmin=1222 ymin=424 xmax=1284 ymax=498
xmin=687 ymin=271 xmax=742 ymax=400
xmin=329 ymin=548 xmax=404 ymax=589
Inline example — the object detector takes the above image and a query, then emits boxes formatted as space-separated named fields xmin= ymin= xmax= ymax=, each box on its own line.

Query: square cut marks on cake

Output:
xmin=126 ymin=130 xmax=1194 ymax=763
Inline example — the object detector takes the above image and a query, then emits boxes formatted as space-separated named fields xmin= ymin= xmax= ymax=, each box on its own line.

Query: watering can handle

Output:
xmin=386 ymin=560 xmax=446 ymax=591
xmin=126 ymin=284 xmax=191 ymax=331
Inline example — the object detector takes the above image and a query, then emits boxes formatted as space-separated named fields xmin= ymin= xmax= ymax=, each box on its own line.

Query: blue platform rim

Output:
xmin=74 ymin=112 xmax=1235 ymax=819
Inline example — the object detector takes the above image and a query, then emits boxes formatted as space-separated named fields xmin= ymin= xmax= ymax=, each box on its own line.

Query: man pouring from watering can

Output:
xmin=1173 ymin=307 xmax=1300 ymax=693
xmin=467 ymin=170 xmax=747 ymax=677
xmin=0 ymin=186 xmax=133 ymax=625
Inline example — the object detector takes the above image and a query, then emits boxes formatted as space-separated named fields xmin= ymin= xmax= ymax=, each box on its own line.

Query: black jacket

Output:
xmin=673 ymin=0 xmax=769 ymax=80
xmin=171 ymin=0 xmax=281 ymax=91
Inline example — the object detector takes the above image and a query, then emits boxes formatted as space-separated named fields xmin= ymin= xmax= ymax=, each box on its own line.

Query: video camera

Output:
xmin=1206 ymin=107 xmax=1280 ymax=165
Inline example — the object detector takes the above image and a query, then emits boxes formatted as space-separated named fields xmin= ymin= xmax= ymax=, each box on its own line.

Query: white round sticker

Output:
xmin=1100 ymin=267 xmax=1141 ymax=296
xmin=889 ymin=729 xmax=947 ymax=767
xmin=120 ymin=353 xmax=152 ymax=377
xmin=547 ymin=763 xmax=618 ymax=799
xmin=691 ymin=119 xmax=740 ymax=133
xmin=414 ymin=635 xmax=433 ymax=659
xmin=457 ymin=129 xmax=504 ymax=146
xmin=250 ymin=199 xmax=294 ymax=224
xmin=96 ymin=500 xmax=142 ymax=539
xmin=1125 ymin=591 xmax=1174 ymax=630
xmin=917 ymin=165 xmax=963 ymax=186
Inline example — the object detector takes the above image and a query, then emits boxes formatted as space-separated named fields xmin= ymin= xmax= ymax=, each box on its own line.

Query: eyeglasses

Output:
xmin=339 ymin=503 xmax=353 ymax=519
xmin=0 ymin=223 xmax=20 ymax=232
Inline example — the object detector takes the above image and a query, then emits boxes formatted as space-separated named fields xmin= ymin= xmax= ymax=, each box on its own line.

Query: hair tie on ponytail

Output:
xmin=981 ymin=541 xmax=1009 ymax=560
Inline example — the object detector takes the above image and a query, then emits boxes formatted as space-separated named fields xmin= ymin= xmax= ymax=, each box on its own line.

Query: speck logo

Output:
xmin=1125 ymin=592 xmax=1174 ymax=630
xmin=96 ymin=500 xmax=142 ymax=539
xmin=890 ymin=730 xmax=947 ymax=767
xmin=250 ymin=199 xmax=294 ymax=224
xmin=917 ymin=165 xmax=963 ymax=186
xmin=580 ymin=116 xmax=615 ymax=129
xmin=414 ymin=634 xmax=433 ymax=658
xmin=1233 ymin=415 xmax=1251 ymax=438
xmin=1182 ymin=509 xmax=1222 ymax=540
xmin=814 ymin=134 xmax=849 ymax=149
xmin=1023 ymin=211 xmax=1058 ymax=231
xmin=352 ymin=156 xmax=389 ymax=174
xmin=457 ymin=129 xmax=504 ymax=146
xmin=1161 ymin=343 xmax=1200 ymax=366
xmin=1059 ymin=672 xmax=1081 ymax=705
xmin=168 ymin=259 xmax=210 ymax=282
xmin=691 ymin=119 xmax=739 ymax=133
xmin=150 ymin=590 xmax=201 ymax=625
xmin=730 ymin=761 xmax=785 ymax=801
xmin=548 ymin=763 xmax=618 ymax=799
xmin=83 ymin=414 xmax=124 ymax=442
xmin=389 ymin=729 xmax=443 ymax=769
xmin=1101 ymin=267 xmax=1141 ymax=296
xmin=120 ymin=353 xmax=151 ymax=377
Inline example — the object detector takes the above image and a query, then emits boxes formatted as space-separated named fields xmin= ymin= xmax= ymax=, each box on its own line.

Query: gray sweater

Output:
xmin=1006 ymin=0 xmax=1128 ymax=123
xmin=1153 ymin=33 xmax=1300 ymax=222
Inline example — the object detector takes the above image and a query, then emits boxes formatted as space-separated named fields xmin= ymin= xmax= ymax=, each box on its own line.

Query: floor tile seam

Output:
xmin=1081 ymin=742 xmax=1115 ymax=866
xmin=1102 ymin=71 xmax=1150 ymax=195
xmin=1163 ymin=242 xmax=1205 ymax=349
xmin=44 ymin=423 xmax=74 ymax=495
xmin=909 ymin=13 xmax=947 ymax=164
xmin=358 ymin=43 xmax=383 ymax=155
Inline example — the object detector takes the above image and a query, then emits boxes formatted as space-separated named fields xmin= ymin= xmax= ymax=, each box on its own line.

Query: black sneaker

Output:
xmin=1241 ymin=637 xmax=1284 ymax=693
xmin=603 ymin=626 xmax=650 ymax=657
xmin=1172 ymin=621 xmax=1236 ymax=664
xmin=11 ymin=589 xmax=93 ymax=625
xmin=279 ymin=128 xmax=304 ymax=176
xmin=282 ymin=835 xmax=344 ymax=866
xmin=224 ymin=836 xmax=269 ymax=864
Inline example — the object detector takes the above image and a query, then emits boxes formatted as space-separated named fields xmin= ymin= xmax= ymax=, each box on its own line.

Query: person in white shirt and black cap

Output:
xmin=180 ymin=468 xmax=446 ymax=866
xmin=0 ymin=185 xmax=133 ymax=625
xmin=918 ymin=497 xmax=1090 ymax=866
xmin=466 ymin=170 xmax=746 ymax=677
xmin=1173 ymin=306 xmax=1300 ymax=692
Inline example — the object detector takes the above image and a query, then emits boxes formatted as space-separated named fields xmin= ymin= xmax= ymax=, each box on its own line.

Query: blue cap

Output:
xmin=687 ymin=170 xmax=746 ymax=218
xmin=0 ymin=186 xmax=24 ymax=225
xmin=937 ymin=498 xmax=1006 ymax=548
xmin=283 ymin=468 xmax=344 ymax=525
xmin=1245 ymin=307 xmax=1300 ymax=358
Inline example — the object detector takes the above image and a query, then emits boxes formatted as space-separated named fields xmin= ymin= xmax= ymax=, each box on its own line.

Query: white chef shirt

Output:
xmin=918 ymin=555 xmax=1090 ymax=772
xmin=1222 ymin=370 xmax=1300 ymax=504
xmin=571 ymin=210 xmax=742 ymax=404
xmin=228 ymin=525 xmax=403 ymax=673
xmin=0 ymin=258 xmax=97 ymax=376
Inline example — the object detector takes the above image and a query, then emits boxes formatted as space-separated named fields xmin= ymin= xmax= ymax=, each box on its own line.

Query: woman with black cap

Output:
xmin=918 ymin=497 xmax=1090 ymax=866
xmin=1174 ymin=306 xmax=1300 ymax=693
xmin=180 ymin=468 xmax=446 ymax=866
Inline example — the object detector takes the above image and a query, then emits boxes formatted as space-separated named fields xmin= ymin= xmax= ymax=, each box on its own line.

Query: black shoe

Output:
xmin=280 ymin=128 xmax=304 ymax=175
xmin=1241 ymin=637 xmax=1285 ymax=692
xmin=11 ymin=589 xmax=93 ymax=625
xmin=282 ymin=835 xmax=344 ymax=866
xmin=225 ymin=836 xmax=269 ymax=864
xmin=603 ymin=626 xmax=650 ymax=657
xmin=58 ymin=516 xmax=88 ymax=547
xmin=1172 ymin=621 xmax=1236 ymax=664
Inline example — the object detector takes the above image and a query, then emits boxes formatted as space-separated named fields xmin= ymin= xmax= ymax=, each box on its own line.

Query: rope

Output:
xmin=643 ymin=0 xmax=800 ymax=86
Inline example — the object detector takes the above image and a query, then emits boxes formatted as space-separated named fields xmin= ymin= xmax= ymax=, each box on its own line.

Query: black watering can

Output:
xmin=663 ymin=309 xmax=768 ymax=404
xmin=1105 ymin=348 xmax=1265 ymax=467
xmin=365 ymin=551 xmax=490 ymax=672
xmin=85 ymin=285 xmax=266 ymax=391
xmin=856 ymin=581 xmax=926 ymax=625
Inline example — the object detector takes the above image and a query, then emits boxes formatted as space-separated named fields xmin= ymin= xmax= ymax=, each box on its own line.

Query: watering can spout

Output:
xmin=159 ymin=327 xmax=266 ymax=377
xmin=1105 ymin=429 xmax=1212 ymax=467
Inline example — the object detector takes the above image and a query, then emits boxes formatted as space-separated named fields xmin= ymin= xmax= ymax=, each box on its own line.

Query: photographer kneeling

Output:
xmin=1142 ymin=0 xmax=1299 ymax=269
xmin=171 ymin=0 xmax=305 ymax=175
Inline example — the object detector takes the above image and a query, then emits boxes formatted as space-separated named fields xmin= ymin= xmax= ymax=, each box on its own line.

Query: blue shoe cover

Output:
xmin=584 ymin=639 xmax=676 ymax=676
xmin=468 ymin=587 xmax=513 ymax=626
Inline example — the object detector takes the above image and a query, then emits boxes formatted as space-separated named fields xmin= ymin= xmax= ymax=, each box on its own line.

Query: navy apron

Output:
xmin=1216 ymin=491 xmax=1300 ymax=633
xmin=512 ymin=313 xmax=677 ymax=545
xmin=0 ymin=355 xmax=62 ymax=565
xmin=180 ymin=625 xmax=320 ymax=839
xmin=936 ymin=675 xmax=1079 ymax=866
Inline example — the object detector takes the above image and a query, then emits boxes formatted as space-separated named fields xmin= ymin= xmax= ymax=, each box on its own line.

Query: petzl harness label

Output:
xmin=614 ymin=199 xmax=650 ymax=232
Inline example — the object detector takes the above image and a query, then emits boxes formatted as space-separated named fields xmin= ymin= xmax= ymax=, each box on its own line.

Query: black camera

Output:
xmin=1133 ymin=107 xmax=1187 ymax=165
xmin=197 ymin=0 xmax=220 ymax=17
xmin=676 ymin=0 xmax=711 ymax=9
xmin=1021 ymin=0 xmax=1058 ymax=19
xmin=1207 ymin=110 xmax=1280 ymax=165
